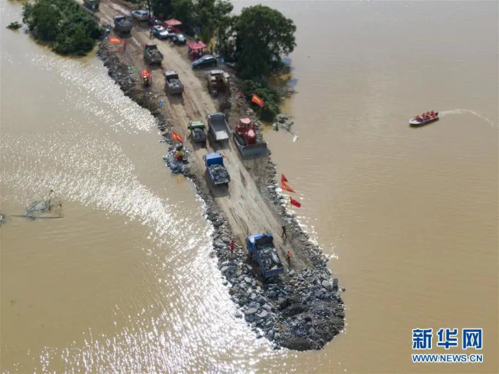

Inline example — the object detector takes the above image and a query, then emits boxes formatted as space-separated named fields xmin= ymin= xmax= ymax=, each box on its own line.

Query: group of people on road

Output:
xmin=415 ymin=110 xmax=436 ymax=122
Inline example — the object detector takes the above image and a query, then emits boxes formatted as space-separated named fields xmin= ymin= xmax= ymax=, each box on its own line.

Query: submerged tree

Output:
xmin=232 ymin=5 xmax=296 ymax=79
xmin=23 ymin=1 xmax=61 ymax=41
xmin=22 ymin=0 xmax=103 ymax=56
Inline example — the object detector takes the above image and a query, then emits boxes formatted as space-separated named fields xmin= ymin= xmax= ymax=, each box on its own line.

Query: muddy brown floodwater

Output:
xmin=1 ymin=0 xmax=498 ymax=373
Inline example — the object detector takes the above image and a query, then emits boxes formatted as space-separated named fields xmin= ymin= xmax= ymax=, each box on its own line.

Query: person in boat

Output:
xmin=426 ymin=112 xmax=430 ymax=118
xmin=430 ymin=110 xmax=435 ymax=117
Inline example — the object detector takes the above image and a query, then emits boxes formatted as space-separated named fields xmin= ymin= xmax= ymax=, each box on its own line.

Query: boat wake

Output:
xmin=439 ymin=109 xmax=497 ymax=128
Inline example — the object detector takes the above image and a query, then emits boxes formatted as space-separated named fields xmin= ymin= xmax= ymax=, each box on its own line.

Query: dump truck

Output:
xmin=83 ymin=0 xmax=100 ymax=10
xmin=164 ymin=71 xmax=184 ymax=95
xmin=144 ymin=43 xmax=163 ymax=65
xmin=207 ymin=113 xmax=230 ymax=143
xmin=207 ymin=70 xmax=230 ymax=97
xmin=204 ymin=152 xmax=230 ymax=186
xmin=233 ymin=118 xmax=268 ymax=158
xmin=114 ymin=15 xmax=132 ymax=34
xmin=188 ymin=121 xmax=207 ymax=145
xmin=246 ymin=234 xmax=284 ymax=278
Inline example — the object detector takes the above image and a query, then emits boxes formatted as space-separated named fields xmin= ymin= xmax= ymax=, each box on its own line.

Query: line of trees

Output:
xmin=151 ymin=1 xmax=296 ymax=119
xmin=22 ymin=0 xmax=103 ymax=56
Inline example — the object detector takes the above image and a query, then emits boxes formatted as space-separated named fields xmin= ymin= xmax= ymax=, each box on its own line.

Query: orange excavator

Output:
xmin=141 ymin=69 xmax=152 ymax=87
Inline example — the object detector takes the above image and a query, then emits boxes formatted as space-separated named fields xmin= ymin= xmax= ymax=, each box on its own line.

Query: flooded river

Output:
xmin=1 ymin=1 xmax=497 ymax=373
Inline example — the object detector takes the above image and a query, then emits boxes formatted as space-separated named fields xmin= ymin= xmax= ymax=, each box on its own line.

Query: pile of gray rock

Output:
xmin=169 ymin=79 xmax=183 ymax=90
xmin=98 ymin=46 xmax=137 ymax=93
xmin=258 ymin=244 xmax=283 ymax=272
xmin=272 ymin=114 xmax=294 ymax=132
xmin=208 ymin=164 xmax=230 ymax=184
xmin=163 ymin=146 xmax=190 ymax=175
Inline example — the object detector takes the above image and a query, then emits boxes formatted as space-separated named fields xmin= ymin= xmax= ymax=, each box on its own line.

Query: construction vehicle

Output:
xmin=204 ymin=152 xmax=230 ymax=187
xmin=144 ymin=43 xmax=163 ymax=65
xmin=188 ymin=121 xmax=207 ymax=145
xmin=207 ymin=113 xmax=230 ymax=143
xmin=83 ymin=0 xmax=100 ymax=10
xmin=113 ymin=15 xmax=132 ymax=34
xmin=164 ymin=71 xmax=184 ymax=95
xmin=207 ymin=70 xmax=230 ymax=97
xmin=246 ymin=234 xmax=284 ymax=278
xmin=141 ymin=69 xmax=152 ymax=87
xmin=233 ymin=118 xmax=268 ymax=158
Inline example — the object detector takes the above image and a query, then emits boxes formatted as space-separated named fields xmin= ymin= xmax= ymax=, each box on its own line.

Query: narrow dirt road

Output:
xmin=92 ymin=0 xmax=312 ymax=270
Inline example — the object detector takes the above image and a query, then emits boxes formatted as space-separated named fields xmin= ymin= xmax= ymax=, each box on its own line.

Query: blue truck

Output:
xmin=246 ymin=234 xmax=284 ymax=278
xmin=204 ymin=152 xmax=230 ymax=186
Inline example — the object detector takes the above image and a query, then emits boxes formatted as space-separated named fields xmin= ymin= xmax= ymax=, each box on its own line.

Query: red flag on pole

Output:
xmin=251 ymin=94 xmax=264 ymax=108
xmin=281 ymin=174 xmax=288 ymax=183
xmin=281 ymin=180 xmax=295 ymax=193
xmin=290 ymin=196 xmax=301 ymax=208
xmin=171 ymin=130 xmax=184 ymax=144
xmin=110 ymin=36 xmax=122 ymax=44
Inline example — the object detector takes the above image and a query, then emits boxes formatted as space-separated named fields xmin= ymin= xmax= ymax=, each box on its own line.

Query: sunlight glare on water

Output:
xmin=1 ymin=4 xmax=287 ymax=373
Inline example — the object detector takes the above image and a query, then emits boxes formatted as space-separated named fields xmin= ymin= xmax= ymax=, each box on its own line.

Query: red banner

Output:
xmin=281 ymin=174 xmax=288 ymax=183
xmin=290 ymin=197 xmax=301 ymax=208
xmin=251 ymin=94 xmax=264 ymax=108
xmin=281 ymin=180 xmax=295 ymax=193
xmin=171 ymin=130 xmax=184 ymax=144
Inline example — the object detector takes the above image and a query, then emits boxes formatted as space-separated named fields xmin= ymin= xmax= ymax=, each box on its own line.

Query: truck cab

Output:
xmin=83 ymin=0 xmax=100 ymax=10
xmin=188 ymin=121 xmax=207 ymax=145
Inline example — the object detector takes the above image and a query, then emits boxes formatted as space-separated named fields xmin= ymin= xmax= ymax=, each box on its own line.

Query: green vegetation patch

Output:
xmin=7 ymin=21 xmax=23 ymax=30
xmin=22 ymin=0 xmax=103 ymax=56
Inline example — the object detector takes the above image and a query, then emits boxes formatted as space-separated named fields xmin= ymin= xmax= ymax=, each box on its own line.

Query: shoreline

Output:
xmin=97 ymin=32 xmax=344 ymax=350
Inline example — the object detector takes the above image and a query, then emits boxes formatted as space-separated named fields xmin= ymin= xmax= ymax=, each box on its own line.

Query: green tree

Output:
xmin=170 ymin=0 xmax=195 ymax=34
xmin=233 ymin=5 xmax=296 ymax=79
xmin=72 ymin=26 xmax=94 ymax=53
xmin=241 ymin=79 xmax=281 ymax=121
xmin=152 ymin=0 xmax=173 ymax=20
xmin=195 ymin=0 xmax=232 ymax=42
xmin=216 ymin=14 xmax=235 ymax=60
xmin=23 ymin=1 xmax=61 ymax=41
xmin=22 ymin=0 xmax=103 ymax=56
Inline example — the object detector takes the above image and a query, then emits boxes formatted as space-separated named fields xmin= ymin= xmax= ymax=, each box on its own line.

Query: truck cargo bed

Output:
xmin=207 ymin=113 xmax=230 ymax=141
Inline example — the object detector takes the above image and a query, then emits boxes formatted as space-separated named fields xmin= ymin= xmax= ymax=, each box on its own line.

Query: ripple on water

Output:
xmin=0 ymin=15 xmax=292 ymax=372
xmin=29 ymin=54 xmax=156 ymax=134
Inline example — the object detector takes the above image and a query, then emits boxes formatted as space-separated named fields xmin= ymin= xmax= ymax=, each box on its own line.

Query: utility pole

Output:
xmin=147 ymin=0 xmax=153 ymax=19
